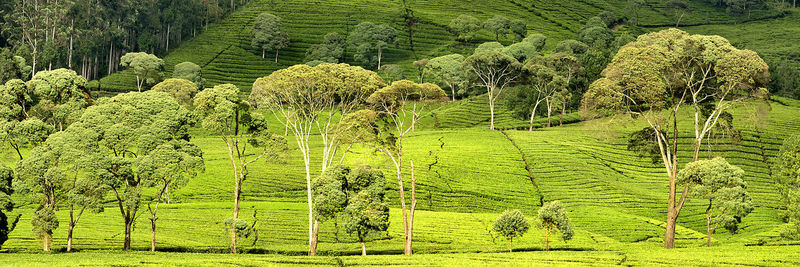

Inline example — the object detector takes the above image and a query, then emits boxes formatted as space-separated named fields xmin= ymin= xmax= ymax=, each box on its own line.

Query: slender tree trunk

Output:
xmin=545 ymin=230 xmax=550 ymax=251
xmin=123 ymin=218 xmax=133 ymax=250
xmin=488 ymin=91 xmax=495 ymax=130
xmin=406 ymin=160 xmax=418 ymax=255
xmin=275 ymin=50 xmax=279 ymax=63
xmin=68 ymin=19 xmax=74 ymax=68
xmin=166 ymin=24 xmax=171 ymax=52
xmin=262 ymin=49 xmax=265 ymax=59
xmin=664 ymin=170 xmax=678 ymax=249
xmin=231 ymin=172 xmax=241 ymax=254
xmin=706 ymin=200 xmax=712 ymax=247
xmin=509 ymin=237 xmax=513 ymax=252
xmin=546 ymin=100 xmax=552 ymax=127
xmin=529 ymin=101 xmax=540 ymax=131
xmin=395 ymin=156 xmax=410 ymax=255
xmin=560 ymin=103 xmax=565 ymax=126
xmin=309 ymin=220 xmax=319 ymax=256
xmin=450 ymin=84 xmax=456 ymax=101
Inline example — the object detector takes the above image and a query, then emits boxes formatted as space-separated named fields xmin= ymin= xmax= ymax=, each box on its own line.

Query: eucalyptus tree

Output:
xmin=347 ymin=22 xmax=397 ymax=69
xmin=120 ymin=52 xmax=164 ymax=92
xmin=67 ymin=91 xmax=197 ymax=251
xmin=172 ymin=62 xmax=205 ymax=88
xmin=493 ymin=209 xmax=530 ymax=252
xmin=354 ymin=80 xmax=447 ymax=254
xmin=463 ymin=51 xmax=521 ymax=130
xmin=137 ymin=140 xmax=204 ymax=251
xmin=251 ymin=12 xmax=289 ymax=62
xmin=426 ymin=54 xmax=466 ymax=101
xmin=151 ymin=78 xmax=200 ymax=108
xmin=194 ymin=84 xmax=286 ymax=253
xmin=537 ymin=201 xmax=573 ymax=251
xmin=251 ymin=63 xmax=384 ymax=256
xmin=581 ymin=29 xmax=770 ymax=248
xmin=678 ymin=157 xmax=753 ymax=247
xmin=520 ymin=60 xmax=567 ymax=129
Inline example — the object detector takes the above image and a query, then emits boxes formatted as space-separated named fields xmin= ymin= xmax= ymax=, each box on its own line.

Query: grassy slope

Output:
xmin=94 ymin=0 xmax=786 ymax=93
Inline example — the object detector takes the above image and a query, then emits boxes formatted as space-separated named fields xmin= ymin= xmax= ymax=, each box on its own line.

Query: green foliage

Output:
xmin=378 ymin=64 xmax=405 ymax=84
xmin=483 ymin=15 xmax=511 ymax=41
xmin=0 ymin=166 xmax=17 ymax=250
xmin=25 ymin=69 xmax=90 ymax=130
xmin=553 ymin=40 xmax=588 ymax=57
xmin=678 ymin=157 xmax=753 ymax=235
xmin=151 ymin=78 xmax=200 ymax=107
xmin=347 ymin=22 xmax=398 ymax=69
xmin=425 ymin=54 xmax=466 ymax=100
xmin=250 ymin=12 xmax=290 ymax=61
xmin=0 ymin=48 xmax=28 ymax=84
xmin=509 ymin=19 xmax=527 ymax=41
xmin=311 ymin=166 xmax=349 ymax=222
xmin=474 ymin=42 xmax=504 ymax=55
xmin=172 ymin=62 xmax=206 ymax=89
xmin=343 ymin=166 xmax=388 ymax=244
xmin=501 ymin=42 xmax=539 ymax=64
xmin=537 ymin=201 xmax=573 ymax=243
xmin=449 ymin=15 xmax=481 ymax=42
xmin=493 ymin=209 xmax=530 ymax=243
xmin=777 ymin=135 xmax=800 ymax=238
xmin=224 ymin=217 xmax=253 ymax=238
xmin=305 ymin=32 xmax=345 ymax=64
xmin=120 ymin=52 xmax=164 ymax=91
xmin=522 ymin=34 xmax=547 ymax=51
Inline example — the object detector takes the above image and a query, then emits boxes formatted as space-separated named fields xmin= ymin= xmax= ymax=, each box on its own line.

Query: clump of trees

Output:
xmin=347 ymin=22 xmax=397 ymax=70
xmin=312 ymin=165 xmax=389 ymax=256
xmin=537 ymin=201 xmax=573 ymax=251
xmin=251 ymin=12 xmax=289 ymax=62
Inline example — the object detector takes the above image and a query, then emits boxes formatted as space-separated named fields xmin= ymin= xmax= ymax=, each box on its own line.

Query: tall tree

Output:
xmin=194 ymin=84 xmax=286 ymax=253
xmin=581 ymin=29 xmax=770 ymax=248
xmin=666 ymin=0 xmax=691 ymax=27
xmin=305 ymin=32 xmax=345 ymax=64
xmin=343 ymin=166 xmax=388 ymax=256
xmin=250 ymin=63 xmax=383 ymax=256
xmin=250 ymin=12 xmax=289 ymax=62
xmin=463 ymin=51 xmax=521 ymax=130
xmin=347 ymin=22 xmax=397 ymax=69
xmin=152 ymin=78 xmax=200 ymax=108
xmin=120 ymin=52 xmax=164 ymax=92
xmin=354 ymin=80 xmax=447 ymax=255
xmin=678 ymin=157 xmax=753 ymax=247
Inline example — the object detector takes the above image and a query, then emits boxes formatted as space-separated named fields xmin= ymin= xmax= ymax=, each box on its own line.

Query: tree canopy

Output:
xmin=347 ymin=22 xmax=397 ymax=69
xmin=493 ymin=209 xmax=530 ymax=252
xmin=120 ymin=52 xmax=164 ymax=92
xmin=251 ymin=12 xmax=289 ymax=62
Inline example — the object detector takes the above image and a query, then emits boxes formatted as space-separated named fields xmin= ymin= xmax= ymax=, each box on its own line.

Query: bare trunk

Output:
xmin=406 ymin=160 xmax=417 ymax=255
xmin=262 ymin=49 xmax=265 ymax=59
xmin=166 ymin=24 xmax=171 ymax=52
xmin=529 ymin=101 xmax=540 ymax=131
xmin=42 ymin=232 xmax=51 ymax=251
xmin=360 ymin=237 xmax=366 ymax=256
xmin=309 ymin=219 xmax=319 ymax=256
xmin=488 ymin=92 xmax=495 ymax=130
xmin=123 ymin=219 xmax=132 ymax=250
xmin=450 ymin=84 xmax=456 ymax=102
xmin=275 ymin=50 xmax=279 ymax=63
xmin=546 ymin=100 xmax=552 ymax=127
xmin=509 ymin=237 xmax=513 ymax=252
xmin=151 ymin=217 xmax=157 ymax=252
xmin=68 ymin=19 xmax=74 ymax=68
xmin=377 ymin=47 xmax=382 ymax=70
xmin=231 ymin=173 xmax=240 ymax=254
xmin=560 ymin=103 xmax=565 ymax=126
xmin=395 ymin=157 xmax=410 ymax=255
xmin=66 ymin=225 xmax=74 ymax=252
xmin=545 ymin=229 xmax=550 ymax=251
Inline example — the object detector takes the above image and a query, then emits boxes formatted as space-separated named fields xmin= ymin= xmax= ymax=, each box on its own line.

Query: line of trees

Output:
xmin=0 ymin=0 xmax=243 ymax=82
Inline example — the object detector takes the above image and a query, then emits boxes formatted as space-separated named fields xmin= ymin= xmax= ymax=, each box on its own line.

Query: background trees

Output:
xmin=483 ymin=15 xmax=511 ymax=42
xmin=777 ymin=135 xmax=800 ymax=239
xmin=493 ymin=209 xmax=529 ymax=252
xmin=347 ymin=22 xmax=397 ymax=69
xmin=172 ymin=62 xmax=205 ymax=88
xmin=152 ymin=78 xmax=200 ymax=107
xmin=0 ymin=166 xmax=17 ymax=251
xmin=250 ymin=12 xmax=289 ymax=62
xmin=305 ymin=32 xmax=345 ymax=64
xmin=426 ymin=54 xmax=466 ymax=101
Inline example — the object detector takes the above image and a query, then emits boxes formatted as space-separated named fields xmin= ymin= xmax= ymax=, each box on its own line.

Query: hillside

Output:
xmin=94 ymin=0 xmax=790 ymax=93
xmin=4 ymin=96 xmax=799 ymax=254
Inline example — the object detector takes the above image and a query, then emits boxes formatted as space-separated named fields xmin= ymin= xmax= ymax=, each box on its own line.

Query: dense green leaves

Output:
xmin=347 ymin=22 xmax=397 ymax=69
xmin=172 ymin=62 xmax=205 ymax=89
xmin=777 ymin=135 xmax=800 ymax=238
xmin=449 ymin=15 xmax=481 ymax=42
xmin=251 ymin=12 xmax=289 ymax=62
xmin=537 ymin=201 xmax=573 ymax=250
xmin=493 ymin=209 xmax=529 ymax=252
xmin=120 ymin=53 xmax=164 ymax=92
xmin=152 ymin=78 xmax=200 ymax=108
